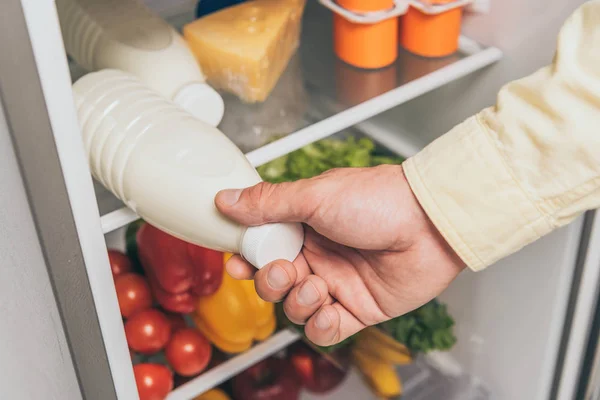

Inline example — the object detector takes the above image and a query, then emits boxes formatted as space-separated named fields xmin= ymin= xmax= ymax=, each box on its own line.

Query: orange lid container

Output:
xmin=399 ymin=4 xmax=463 ymax=58
xmin=333 ymin=0 xmax=398 ymax=69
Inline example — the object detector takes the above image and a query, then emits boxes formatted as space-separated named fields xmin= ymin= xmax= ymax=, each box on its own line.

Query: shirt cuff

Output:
xmin=403 ymin=113 xmax=555 ymax=271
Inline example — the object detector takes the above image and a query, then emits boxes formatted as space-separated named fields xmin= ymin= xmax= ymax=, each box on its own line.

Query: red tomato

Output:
xmin=165 ymin=328 xmax=212 ymax=377
xmin=115 ymin=273 xmax=153 ymax=318
xmin=125 ymin=309 xmax=171 ymax=355
xmin=133 ymin=363 xmax=173 ymax=400
xmin=108 ymin=250 xmax=133 ymax=277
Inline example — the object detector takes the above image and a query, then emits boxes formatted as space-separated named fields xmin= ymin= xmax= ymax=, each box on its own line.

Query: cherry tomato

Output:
xmin=165 ymin=328 xmax=212 ymax=377
xmin=125 ymin=309 xmax=171 ymax=355
xmin=115 ymin=273 xmax=153 ymax=318
xmin=133 ymin=363 xmax=173 ymax=400
xmin=164 ymin=312 xmax=188 ymax=333
xmin=108 ymin=250 xmax=133 ymax=277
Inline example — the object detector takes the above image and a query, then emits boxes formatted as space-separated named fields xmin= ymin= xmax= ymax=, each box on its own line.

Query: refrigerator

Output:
xmin=0 ymin=0 xmax=598 ymax=399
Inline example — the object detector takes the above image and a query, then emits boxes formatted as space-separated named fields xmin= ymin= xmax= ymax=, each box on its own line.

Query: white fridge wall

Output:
xmin=439 ymin=219 xmax=583 ymax=400
xmin=367 ymin=0 xmax=589 ymax=399
xmin=370 ymin=0 xmax=586 ymax=146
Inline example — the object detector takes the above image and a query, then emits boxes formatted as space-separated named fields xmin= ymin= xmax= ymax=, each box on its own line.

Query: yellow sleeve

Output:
xmin=403 ymin=1 xmax=600 ymax=271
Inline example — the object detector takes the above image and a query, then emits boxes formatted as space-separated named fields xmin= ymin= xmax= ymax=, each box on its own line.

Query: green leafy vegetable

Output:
xmin=381 ymin=299 xmax=456 ymax=354
xmin=257 ymin=136 xmax=404 ymax=182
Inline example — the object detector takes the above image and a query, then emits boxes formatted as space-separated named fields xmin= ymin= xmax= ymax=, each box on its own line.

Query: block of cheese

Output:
xmin=183 ymin=0 xmax=306 ymax=103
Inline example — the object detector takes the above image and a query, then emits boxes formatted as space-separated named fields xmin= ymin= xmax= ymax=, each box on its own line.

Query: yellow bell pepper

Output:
xmin=193 ymin=253 xmax=276 ymax=353
xmin=193 ymin=388 xmax=231 ymax=400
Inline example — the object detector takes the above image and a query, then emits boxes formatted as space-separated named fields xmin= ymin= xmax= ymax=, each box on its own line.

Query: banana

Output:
xmin=352 ymin=346 xmax=402 ymax=398
xmin=355 ymin=336 xmax=412 ymax=365
xmin=355 ymin=327 xmax=412 ymax=365
xmin=361 ymin=327 xmax=411 ymax=355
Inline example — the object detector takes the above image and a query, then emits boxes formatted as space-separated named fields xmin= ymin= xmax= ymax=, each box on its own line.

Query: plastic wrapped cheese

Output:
xmin=219 ymin=53 xmax=308 ymax=152
xmin=184 ymin=0 xmax=307 ymax=103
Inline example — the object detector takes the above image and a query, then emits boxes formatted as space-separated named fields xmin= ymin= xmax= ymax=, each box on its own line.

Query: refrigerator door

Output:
xmin=554 ymin=213 xmax=600 ymax=400
xmin=0 ymin=0 xmax=137 ymax=398
xmin=584 ymin=338 xmax=600 ymax=399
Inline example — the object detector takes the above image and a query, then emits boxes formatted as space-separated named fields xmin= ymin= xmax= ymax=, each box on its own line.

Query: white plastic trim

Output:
xmin=409 ymin=0 xmax=472 ymax=15
xmin=101 ymin=207 xmax=140 ymax=234
xmin=318 ymin=0 xmax=472 ymax=24
xmin=318 ymin=0 xmax=408 ymax=24
xmin=20 ymin=0 xmax=138 ymax=398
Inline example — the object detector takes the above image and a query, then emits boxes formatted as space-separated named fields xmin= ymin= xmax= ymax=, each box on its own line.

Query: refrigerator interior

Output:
xmin=100 ymin=116 xmax=585 ymax=400
xmin=5 ymin=0 xmax=596 ymax=398
xmin=103 ymin=127 xmax=494 ymax=400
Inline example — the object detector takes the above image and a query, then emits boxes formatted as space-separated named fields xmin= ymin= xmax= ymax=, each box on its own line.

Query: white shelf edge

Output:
xmin=101 ymin=207 xmax=139 ymax=235
xmin=166 ymin=329 xmax=301 ymax=400
xmin=100 ymin=41 xmax=502 ymax=234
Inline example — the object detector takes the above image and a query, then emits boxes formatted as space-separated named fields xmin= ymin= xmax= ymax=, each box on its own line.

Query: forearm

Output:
xmin=404 ymin=0 xmax=600 ymax=271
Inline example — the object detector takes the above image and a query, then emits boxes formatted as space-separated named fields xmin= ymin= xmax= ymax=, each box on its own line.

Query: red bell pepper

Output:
xmin=136 ymin=223 xmax=224 ymax=314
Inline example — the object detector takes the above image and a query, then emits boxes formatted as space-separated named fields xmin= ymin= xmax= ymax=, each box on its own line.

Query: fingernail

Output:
xmin=297 ymin=281 xmax=320 ymax=306
xmin=267 ymin=265 xmax=290 ymax=290
xmin=219 ymin=189 xmax=242 ymax=206
xmin=315 ymin=310 xmax=332 ymax=330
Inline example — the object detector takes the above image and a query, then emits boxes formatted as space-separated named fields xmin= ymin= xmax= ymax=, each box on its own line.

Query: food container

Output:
xmin=321 ymin=0 xmax=471 ymax=63
xmin=332 ymin=0 xmax=399 ymax=69
xmin=399 ymin=0 xmax=466 ymax=58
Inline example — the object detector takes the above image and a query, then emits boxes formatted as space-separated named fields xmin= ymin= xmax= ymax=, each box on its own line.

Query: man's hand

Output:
xmin=215 ymin=165 xmax=465 ymax=346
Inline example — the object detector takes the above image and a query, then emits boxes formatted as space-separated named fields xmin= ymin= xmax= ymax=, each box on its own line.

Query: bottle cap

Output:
xmin=241 ymin=223 xmax=305 ymax=269
xmin=174 ymin=82 xmax=225 ymax=127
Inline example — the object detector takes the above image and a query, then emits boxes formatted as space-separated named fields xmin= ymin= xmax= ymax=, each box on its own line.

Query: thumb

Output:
xmin=215 ymin=181 xmax=317 ymax=226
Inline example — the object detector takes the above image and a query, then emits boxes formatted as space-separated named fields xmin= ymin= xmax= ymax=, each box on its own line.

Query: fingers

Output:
xmin=227 ymin=257 xmax=367 ymax=347
xmin=215 ymin=180 xmax=318 ymax=226
xmin=282 ymin=275 xmax=333 ymax=325
xmin=225 ymin=255 xmax=256 ymax=280
xmin=252 ymin=259 xmax=299 ymax=303
xmin=305 ymin=303 xmax=366 ymax=347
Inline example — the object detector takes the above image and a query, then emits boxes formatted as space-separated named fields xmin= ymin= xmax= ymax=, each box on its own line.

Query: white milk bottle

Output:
xmin=73 ymin=69 xmax=304 ymax=268
xmin=56 ymin=0 xmax=224 ymax=127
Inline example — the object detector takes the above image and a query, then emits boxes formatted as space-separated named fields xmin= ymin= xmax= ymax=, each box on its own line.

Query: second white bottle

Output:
xmin=56 ymin=0 xmax=225 ymax=127
xmin=73 ymin=69 xmax=304 ymax=268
